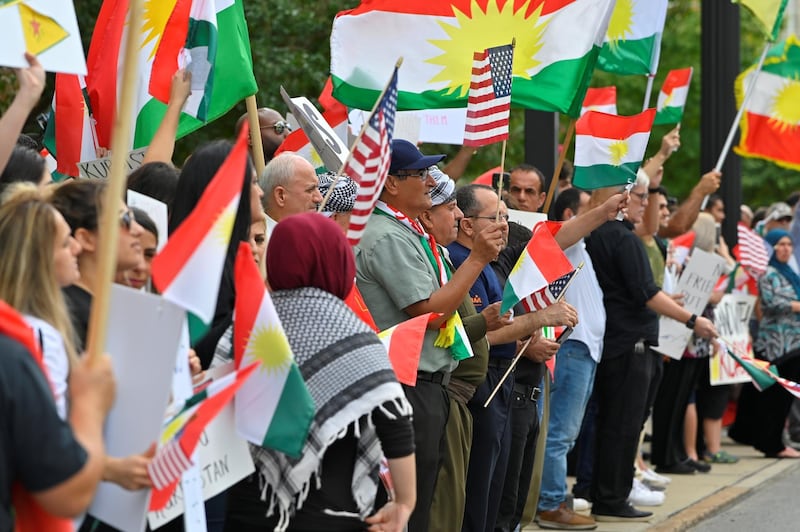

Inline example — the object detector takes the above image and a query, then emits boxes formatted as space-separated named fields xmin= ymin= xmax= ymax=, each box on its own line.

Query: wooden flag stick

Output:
xmin=317 ymin=57 xmax=403 ymax=213
xmin=84 ymin=0 xmax=145 ymax=365
xmin=541 ymin=118 xmax=576 ymax=215
xmin=495 ymin=139 xmax=508 ymax=220
xmin=642 ymin=74 xmax=655 ymax=112
xmin=246 ymin=95 xmax=266 ymax=176
xmin=483 ymin=262 xmax=584 ymax=407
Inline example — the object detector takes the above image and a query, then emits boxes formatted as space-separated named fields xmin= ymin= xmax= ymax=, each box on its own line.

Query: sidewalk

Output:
xmin=523 ymin=437 xmax=800 ymax=531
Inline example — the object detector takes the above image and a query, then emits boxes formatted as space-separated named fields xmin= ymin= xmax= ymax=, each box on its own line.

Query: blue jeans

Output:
xmin=537 ymin=340 xmax=597 ymax=511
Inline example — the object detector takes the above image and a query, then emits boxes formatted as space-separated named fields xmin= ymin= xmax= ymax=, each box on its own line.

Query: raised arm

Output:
xmin=143 ymin=69 xmax=191 ymax=165
xmin=0 ymin=53 xmax=45 ymax=175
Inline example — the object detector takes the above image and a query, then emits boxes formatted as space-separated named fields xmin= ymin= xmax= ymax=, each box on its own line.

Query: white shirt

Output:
xmin=564 ymin=239 xmax=606 ymax=363
xmin=24 ymin=315 xmax=70 ymax=420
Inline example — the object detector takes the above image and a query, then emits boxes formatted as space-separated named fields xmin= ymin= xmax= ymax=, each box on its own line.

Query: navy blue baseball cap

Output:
xmin=389 ymin=139 xmax=446 ymax=174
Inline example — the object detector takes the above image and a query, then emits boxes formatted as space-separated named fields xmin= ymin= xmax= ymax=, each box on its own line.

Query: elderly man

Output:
xmin=259 ymin=152 xmax=323 ymax=234
xmin=356 ymin=140 xmax=506 ymax=531
xmin=235 ymin=107 xmax=291 ymax=163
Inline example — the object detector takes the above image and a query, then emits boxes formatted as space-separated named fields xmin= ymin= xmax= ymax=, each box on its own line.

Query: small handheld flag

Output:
xmin=654 ymin=68 xmax=693 ymax=125
xmin=463 ymin=43 xmax=514 ymax=147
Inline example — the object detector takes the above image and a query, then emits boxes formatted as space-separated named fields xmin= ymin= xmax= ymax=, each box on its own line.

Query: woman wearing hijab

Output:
xmin=729 ymin=229 xmax=800 ymax=458
xmin=225 ymin=213 xmax=416 ymax=532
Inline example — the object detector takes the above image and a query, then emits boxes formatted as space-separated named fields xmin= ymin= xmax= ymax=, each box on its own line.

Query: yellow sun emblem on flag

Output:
xmin=607 ymin=0 xmax=635 ymax=48
xmin=213 ymin=208 xmax=236 ymax=247
xmin=768 ymin=79 xmax=800 ymax=132
xmin=142 ymin=0 xmax=179 ymax=58
xmin=247 ymin=325 xmax=292 ymax=375
xmin=427 ymin=0 xmax=546 ymax=97
xmin=662 ymin=91 xmax=674 ymax=108
xmin=609 ymin=140 xmax=629 ymax=166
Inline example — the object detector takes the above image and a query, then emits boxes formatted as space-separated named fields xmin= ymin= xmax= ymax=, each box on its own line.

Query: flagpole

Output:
xmin=85 ymin=0 xmax=144 ymax=364
xmin=701 ymin=40 xmax=772 ymax=209
xmin=246 ymin=95 xmax=267 ymax=175
xmin=318 ymin=57 xmax=403 ymax=213
xmin=642 ymin=74 xmax=655 ymax=112
xmin=483 ymin=262 xmax=584 ymax=408
xmin=495 ymin=139 xmax=508 ymax=220
xmin=541 ymin=119 xmax=576 ymax=215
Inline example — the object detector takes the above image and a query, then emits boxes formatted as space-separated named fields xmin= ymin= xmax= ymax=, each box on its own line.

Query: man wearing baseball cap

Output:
xmin=356 ymin=139 xmax=506 ymax=531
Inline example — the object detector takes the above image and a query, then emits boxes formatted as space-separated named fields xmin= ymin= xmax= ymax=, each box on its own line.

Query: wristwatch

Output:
xmin=685 ymin=314 xmax=697 ymax=330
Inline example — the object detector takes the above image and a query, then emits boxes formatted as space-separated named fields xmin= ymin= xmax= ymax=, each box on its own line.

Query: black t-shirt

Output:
xmin=0 ymin=334 xmax=87 ymax=531
xmin=585 ymin=220 xmax=660 ymax=358
xmin=63 ymin=284 xmax=92 ymax=351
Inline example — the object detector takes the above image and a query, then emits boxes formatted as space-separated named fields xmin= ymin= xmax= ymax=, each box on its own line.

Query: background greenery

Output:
xmin=1 ymin=0 xmax=797 ymax=207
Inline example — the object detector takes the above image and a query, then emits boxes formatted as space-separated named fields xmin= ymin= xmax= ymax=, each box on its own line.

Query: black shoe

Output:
xmin=592 ymin=503 xmax=653 ymax=522
xmin=655 ymin=459 xmax=696 ymax=475
xmin=688 ymin=458 xmax=711 ymax=473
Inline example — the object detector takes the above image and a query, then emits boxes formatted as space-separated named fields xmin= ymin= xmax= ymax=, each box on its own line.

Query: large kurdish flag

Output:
xmin=572 ymin=108 xmax=656 ymax=190
xmin=233 ymin=244 xmax=314 ymax=458
xmin=331 ymin=0 xmax=616 ymax=117
xmin=654 ymin=67 xmax=693 ymax=125
xmin=86 ymin=0 xmax=256 ymax=150
xmin=734 ymin=36 xmax=800 ymax=171
xmin=597 ymin=0 xmax=668 ymax=75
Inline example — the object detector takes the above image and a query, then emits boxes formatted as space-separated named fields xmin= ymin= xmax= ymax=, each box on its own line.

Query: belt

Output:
xmin=513 ymin=382 xmax=541 ymax=402
xmin=416 ymin=370 xmax=451 ymax=387
xmin=487 ymin=357 xmax=514 ymax=370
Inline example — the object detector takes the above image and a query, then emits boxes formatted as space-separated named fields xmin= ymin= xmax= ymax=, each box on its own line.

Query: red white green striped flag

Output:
xmin=378 ymin=313 xmax=433 ymax=386
xmin=331 ymin=0 xmax=616 ymax=117
xmin=572 ymin=108 xmax=656 ymax=190
xmin=233 ymin=243 xmax=314 ymax=458
xmin=501 ymin=222 xmax=573 ymax=314
xmin=581 ymin=86 xmax=617 ymax=116
xmin=597 ymin=0 xmax=668 ymax=75
xmin=151 ymin=124 xmax=249 ymax=340
xmin=654 ymin=67 xmax=693 ymax=125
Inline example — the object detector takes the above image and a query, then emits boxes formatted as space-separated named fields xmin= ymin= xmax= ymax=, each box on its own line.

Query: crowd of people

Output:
xmin=2 ymin=53 xmax=800 ymax=532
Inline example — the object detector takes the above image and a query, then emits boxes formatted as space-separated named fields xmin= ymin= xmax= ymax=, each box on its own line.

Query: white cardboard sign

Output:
xmin=709 ymin=293 xmax=757 ymax=385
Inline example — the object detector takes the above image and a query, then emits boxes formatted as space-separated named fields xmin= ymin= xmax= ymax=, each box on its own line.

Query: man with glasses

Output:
xmin=356 ymin=140 xmax=505 ymax=532
xmin=235 ymin=107 xmax=292 ymax=163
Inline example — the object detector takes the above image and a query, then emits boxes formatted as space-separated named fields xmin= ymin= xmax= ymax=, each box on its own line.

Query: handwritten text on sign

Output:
xmin=710 ymin=293 xmax=757 ymax=385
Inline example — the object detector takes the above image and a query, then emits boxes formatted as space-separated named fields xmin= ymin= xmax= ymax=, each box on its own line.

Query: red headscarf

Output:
xmin=267 ymin=213 xmax=355 ymax=300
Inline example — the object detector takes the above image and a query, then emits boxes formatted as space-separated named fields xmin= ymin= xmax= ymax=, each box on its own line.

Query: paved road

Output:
xmin=689 ymin=463 xmax=800 ymax=531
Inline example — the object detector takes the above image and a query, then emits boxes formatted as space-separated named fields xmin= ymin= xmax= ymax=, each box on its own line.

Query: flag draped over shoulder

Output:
xmin=572 ymin=108 xmax=656 ymax=190
xmin=331 ymin=0 xmax=616 ymax=117
xmin=151 ymin=124 xmax=249 ymax=339
xmin=86 ymin=0 xmax=256 ymax=150
xmin=581 ymin=86 xmax=617 ymax=116
xmin=43 ymin=73 xmax=98 ymax=179
xmin=654 ymin=67 xmax=693 ymax=125
xmin=597 ymin=0 xmax=668 ymax=75
xmin=734 ymin=36 xmax=800 ymax=171
xmin=733 ymin=0 xmax=788 ymax=42
xmin=463 ymin=43 xmax=513 ymax=147
xmin=233 ymin=243 xmax=314 ymax=458
xmin=501 ymin=222 xmax=573 ymax=313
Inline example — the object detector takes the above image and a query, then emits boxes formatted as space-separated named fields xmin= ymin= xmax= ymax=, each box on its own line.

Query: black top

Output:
xmin=0 ymin=334 xmax=87 ymax=531
xmin=63 ymin=284 xmax=92 ymax=351
xmin=585 ymin=220 xmax=660 ymax=358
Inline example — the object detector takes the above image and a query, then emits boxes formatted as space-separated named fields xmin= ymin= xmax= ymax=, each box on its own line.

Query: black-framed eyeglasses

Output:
xmin=260 ymin=120 xmax=292 ymax=135
xmin=470 ymin=214 xmax=510 ymax=222
xmin=630 ymin=191 xmax=649 ymax=202
xmin=394 ymin=169 xmax=429 ymax=180
xmin=119 ymin=209 xmax=136 ymax=230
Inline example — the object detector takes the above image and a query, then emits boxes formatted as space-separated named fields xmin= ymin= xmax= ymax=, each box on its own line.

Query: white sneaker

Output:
xmin=641 ymin=467 xmax=671 ymax=491
xmin=573 ymin=497 xmax=592 ymax=511
xmin=628 ymin=478 xmax=665 ymax=507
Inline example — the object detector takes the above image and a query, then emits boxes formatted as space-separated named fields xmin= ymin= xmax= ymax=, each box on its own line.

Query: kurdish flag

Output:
xmin=86 ymin=0 xmax=256 ymax=150
xmin=331 ymin=0 xmax=616 ymax=117
xmin=572 ymin=108 xmax=656 ymax=190
xmin=734 ymin=36 xmax=800 ymax=171
xmin=722 ymin=342 xmax=777 ymax=391
xmin=581 ymin=86 xmax=617 ymax=116
xmin=42 ymin=73 xmax=98 ymax=179
xmin=734 ymin=0 xmax=788 ymax=42
xmin=378 ymin=313 xmax=432 ymax=386
xmin=233 ymin=243 xmax=314 ymax=458
xmin=597 ymin=0 xmax=668 ymax=75
xmin=654 ymin=67 xmax=693 ymax=125
xmin=501 ymin=222 xmax=573 ymax=314
xmin=151 ymin=124 xmax=249 ymax=338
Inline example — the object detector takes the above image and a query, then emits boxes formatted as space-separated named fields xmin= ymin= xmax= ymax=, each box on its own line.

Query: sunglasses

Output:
xmin=119 ymin=209 xmax=136 ymax=230
xmin=260 ymin=120 xmax=292 ymax=135
xmin=394 ymin=169 xmax=429 ymax=180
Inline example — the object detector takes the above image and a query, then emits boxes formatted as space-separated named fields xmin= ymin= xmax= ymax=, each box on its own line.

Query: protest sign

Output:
xmin=88 ymin=286 xmax=185 ymax=531
xmin=349 ymin=108 xmax=468 ymax=145
xmin=127 ymin=190 xmax=169 ymax=253
xmin=710 ymin=293 xmax=758 ymax=385
xmin=281 ymin=88 xmax=349 ymax=173
xmin=78 ymin=148 xmax=147 ymax=179
xmin=653 ymin=249 xmax=727 ymax=359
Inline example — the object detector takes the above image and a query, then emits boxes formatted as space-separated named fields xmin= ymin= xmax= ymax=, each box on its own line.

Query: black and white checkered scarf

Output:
xmin=250 ymin=286 xmax=411 ymax=530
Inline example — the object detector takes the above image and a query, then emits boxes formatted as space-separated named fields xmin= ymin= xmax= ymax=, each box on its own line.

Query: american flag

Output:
xmin=345 ymin=66 xmax=399 ymax=246
xmin=521 ymin=270 xmax=576 ymax=312
xmin=463 ymin=43 xmax=514 ymax=147
xmin=735 ymin=222 xmax=769 ymax=275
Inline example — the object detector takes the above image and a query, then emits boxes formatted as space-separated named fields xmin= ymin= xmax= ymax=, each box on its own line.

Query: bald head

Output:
xmin=235 ymin=107 xmax=290 ymax=162
xmin=259 ymin=153 xmax=322 ymax=221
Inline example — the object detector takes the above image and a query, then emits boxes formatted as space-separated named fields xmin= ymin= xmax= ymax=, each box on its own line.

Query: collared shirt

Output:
xmin=563 ymin=239 xmax=606 ymax=363
xmin=586 ymin=220 xmax=660 ymax=358
xmin=447 ymin=241 xmax=516 ymax=359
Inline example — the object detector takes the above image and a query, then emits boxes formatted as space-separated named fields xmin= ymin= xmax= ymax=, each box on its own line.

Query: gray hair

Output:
xmin=259 ymin=152 xmax=304 ymax=197
xmin=634 ymin=168 xmax=650 ymax=190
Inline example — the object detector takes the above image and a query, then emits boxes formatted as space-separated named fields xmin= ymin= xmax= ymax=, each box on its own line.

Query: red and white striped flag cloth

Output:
xmin=463 ymin=43 xmax=514 ymax=147
xmin=521 ymin=270 xmax=576 ymax=312
xmin=148 ymin=439 xmax=194 ymax=490
xmin=736 ymin=222 xmax=769 ymax=275
xmin=345 ymin=66 xmax=399 ymax=246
